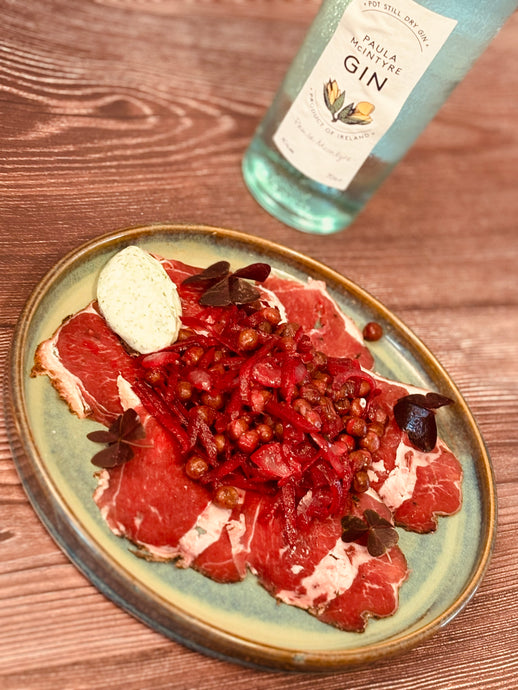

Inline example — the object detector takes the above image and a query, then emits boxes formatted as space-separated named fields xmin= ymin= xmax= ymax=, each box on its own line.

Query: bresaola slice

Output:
xmin=317 ymin=544 xmax=408 ymax=632
xmin=365 ymin=374 xmax=462 ymax=533
xmin=32 ymin=303 xmax=137 ymax=426
xmin=263 ymin=274 xmax=375 ymax=369
xmin=247 ymin=490 xmax=407 ymax=632
xmin=31 ymin=251 xmax=463 ymax=633
xmin=94 ymin=380 xmax=262 ymax=583
xmin=389 ymin=439 xmax=463 ymax=533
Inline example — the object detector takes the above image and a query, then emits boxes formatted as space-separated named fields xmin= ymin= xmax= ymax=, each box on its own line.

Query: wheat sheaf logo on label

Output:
xmin=323 ymin=79 xmax=375 ymax=125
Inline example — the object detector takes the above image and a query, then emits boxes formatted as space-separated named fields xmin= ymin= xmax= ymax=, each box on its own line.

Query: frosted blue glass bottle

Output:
xmin=242 ymin=0 xmax=517 ymax=234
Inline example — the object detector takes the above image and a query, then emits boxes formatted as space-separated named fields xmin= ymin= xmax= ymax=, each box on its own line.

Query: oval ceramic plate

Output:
xmin=5 ymin=224 xmax=496 ymax=671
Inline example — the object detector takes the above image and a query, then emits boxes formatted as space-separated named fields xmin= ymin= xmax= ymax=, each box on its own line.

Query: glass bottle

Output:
xmin=242 ymin=0 xmax=517 ymax=234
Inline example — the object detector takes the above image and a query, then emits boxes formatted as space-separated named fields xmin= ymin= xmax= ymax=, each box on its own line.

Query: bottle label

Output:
xmin=273 ymin=0 xmax=457 ymax=190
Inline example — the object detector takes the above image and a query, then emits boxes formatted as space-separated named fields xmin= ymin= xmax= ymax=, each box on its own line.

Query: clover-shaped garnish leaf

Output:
xmin=87 ymin=409 xmax=146 ymax=468
xmin=394 ymin=392 xmax=454 ymax=453
xmin=182 ymin=260 xmax=230 ymax=286
xmin=182 ymin=261 xmax=271 ymax=307
xmin=341 ymin=509 xmax=399 ymax=557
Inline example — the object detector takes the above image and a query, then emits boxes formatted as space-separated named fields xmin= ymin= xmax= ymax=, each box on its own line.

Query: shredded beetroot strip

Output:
xmin=132 ymin=379 xmax=190 ymax=452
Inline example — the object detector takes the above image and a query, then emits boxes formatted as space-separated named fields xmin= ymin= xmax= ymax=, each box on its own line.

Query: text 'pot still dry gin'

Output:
xmin=242 ymin=0 xmax=517 ymax=234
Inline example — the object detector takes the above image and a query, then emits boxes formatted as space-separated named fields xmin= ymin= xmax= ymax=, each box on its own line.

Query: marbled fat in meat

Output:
xmin=264 ymin=274 xmax=375 ymax=369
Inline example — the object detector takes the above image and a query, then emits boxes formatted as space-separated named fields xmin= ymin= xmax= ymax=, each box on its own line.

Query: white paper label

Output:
xmin=273 ymin=0 xmax=457 ymax=190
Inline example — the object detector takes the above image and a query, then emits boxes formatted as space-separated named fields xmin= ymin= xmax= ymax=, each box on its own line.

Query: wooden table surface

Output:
xmin=1 ymin=2 xmax=517 ymax=688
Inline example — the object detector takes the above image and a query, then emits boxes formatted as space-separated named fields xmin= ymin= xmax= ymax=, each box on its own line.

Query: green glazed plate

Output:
xmin=5 ymin=224 xmax=496 ymax=671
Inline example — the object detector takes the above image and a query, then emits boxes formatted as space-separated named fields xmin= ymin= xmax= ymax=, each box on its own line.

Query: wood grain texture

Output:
xmin=1 ymin=1 xmax=517 ymax=688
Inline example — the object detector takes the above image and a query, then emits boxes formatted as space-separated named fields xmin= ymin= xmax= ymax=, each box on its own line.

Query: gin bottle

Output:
xmin=242 ymin=0 xmax=517 ymax=234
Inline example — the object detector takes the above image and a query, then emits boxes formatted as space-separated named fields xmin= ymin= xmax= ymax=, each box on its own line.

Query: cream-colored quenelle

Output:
xmin=96 ymin=245 xmax=182 ymax=354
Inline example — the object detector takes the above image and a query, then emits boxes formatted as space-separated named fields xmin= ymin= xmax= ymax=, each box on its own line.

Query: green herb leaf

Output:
xmin=330 ymin=90 xmax=346 ymax=115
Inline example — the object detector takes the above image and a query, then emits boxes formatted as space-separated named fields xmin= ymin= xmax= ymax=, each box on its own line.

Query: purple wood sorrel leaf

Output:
xmin=341 ymin=509 xmax=399 ymax=558
xmin=182 ymin=261 xmax=271 ymax=307
xmin=393 ymin=392 xmax=453 ymax=453
xmin=87 ymin=408 xmax=146 ymax=468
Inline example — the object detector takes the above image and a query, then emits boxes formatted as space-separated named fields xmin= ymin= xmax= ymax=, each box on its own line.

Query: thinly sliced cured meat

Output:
xmin=31 ymin=303 xmax=137 ymax=426
xmin=248 ymin=490 xmax=407 ymax=632
xmin=94 ymin=379 xmax=218 ymax=566
xmin=366 ymin=373 xmax=463 ymax=533
xmin=162 ymin=258 xmax=374 ymax=367
xmin=264 ymin=274 xmax=374 ymax=369
xmin=192 ymin=493 xmax=264 ymax=583
xmin=190 ymin=526 xmax=245 ymax=583
xmin=161 ymin=257 xmax=211 ymax=320
xmin=31 ymin=250 xmax=463 ymax=633
xmin=317 ymin=545 xmax=408 ymax=632
xmin=94 ymin=382 xmax=262 ymax=583
xmin=390 ymin=440 xmax=463 ymax=532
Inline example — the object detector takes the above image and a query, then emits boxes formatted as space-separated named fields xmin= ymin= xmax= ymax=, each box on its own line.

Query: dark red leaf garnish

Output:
xmin=364 ymin=509 xmax=399 ymax=557
xmin=394 ymin=392 xmax=453 ymax=452
xmin=182 ymin=261 xmax=271 ymax=307
xmin=341 ymin=514 xmax=369 ymax=542
xmin=87 ymin=408 xmax=146 ymax=468
xmin=199 ymin=278 xmax=232 ymax=307
xmin=232 ymin=262 xmax=271 ymax=282
xmin=90 ymin=442 xmax=134 ymax=469
xmin=228 ymin=275 xmax=261 ymax=304
xmin=341 ymin=509 xmax=399 ymax=557
xmin=182 ymin=261 xmax=230 ymax=287
xmin=86 ymin=428 xmax=118 ymax=444
xmin=400 ymin=392 xmax=453 ymax=410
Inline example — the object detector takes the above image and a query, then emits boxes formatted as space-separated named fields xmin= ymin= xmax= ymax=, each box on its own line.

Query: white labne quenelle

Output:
xmin=97 ymin=245 xmax=182 ymax=354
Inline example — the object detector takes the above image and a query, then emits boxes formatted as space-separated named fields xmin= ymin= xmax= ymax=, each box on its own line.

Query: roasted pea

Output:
xmin=346 ymin=417 xmax=368 ymax=438
xmin=215 ymin=486 xmax=240 ymax=508
xmin=177 ymin=327 xmax=195 ymax=341
xmin=214 ymin=434 xmax=227 ymax=454
xmin=182 ymin=345 xmax=204 ymax=366
xmin=349 ymin=449 xmax=372 ymax=471
xmin=238 ymin=328 xmax=259 ymax=351
xmin=201 ymin=391 xmax=224 ymax=410
xmin=185 ymin=455 xmax=209 ymax=480
xmin=237 ymin=429 xmax=260 ymax=454
xmin=145 ymin=368 xmax=165 ymax=386
xmin=360 ymin=430 xmax=381 ymax=453
xmin=363 ymin=321 xmax=383 ymax=342
xmin=176 ymin=380 xmax=193 ymax=401
xmin=256 ymin=423 xmax=274 ymax=443
xmin=227 ymin=417 xmax=249 ymax=440
xmin=350 ymin=397 xmax=367 ymax=418
xmin=353 ymin=470 xmax=370 ymax=493
xmin=262 ymin=307 xmax=281 ymax=325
